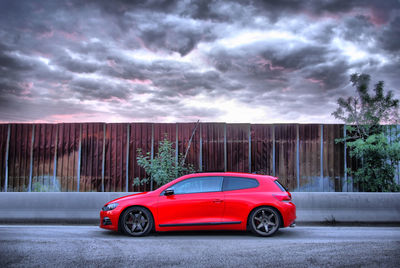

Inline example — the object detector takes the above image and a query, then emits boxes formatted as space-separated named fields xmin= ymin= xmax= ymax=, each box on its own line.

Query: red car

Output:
xmin=100 ymin=172 xmax=296 ymax=237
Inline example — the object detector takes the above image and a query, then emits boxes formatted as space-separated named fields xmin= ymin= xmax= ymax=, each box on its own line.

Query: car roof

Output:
xmin=183 ymin=172 xmax=277 ymax=181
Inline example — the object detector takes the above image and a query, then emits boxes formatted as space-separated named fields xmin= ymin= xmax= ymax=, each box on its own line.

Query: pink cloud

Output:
xmin=307 ymin=78 xmax=324 ymax=87
xmin=57 ymin=30 xmax=86 ymax=42
xmin=255 ymin=58 xmax=285 ymax=71
xmin=126 ymin=78 xmax=153 ymax=85
xmin=48 ymin=113 xmax=98 ymax=123
xmin=37 ymin=30 xmax=54 ymax=39
xmin=18 ymin=82 xmax=34 ymax=95
xmin=368 ymin=7 xmax=390 ymax=26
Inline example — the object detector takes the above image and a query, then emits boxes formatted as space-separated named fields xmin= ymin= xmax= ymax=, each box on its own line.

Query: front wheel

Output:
xmin=120 ymin=206 xmax=153 ymax=237
xmin=248 ymin=207 xmax=280 ymax=237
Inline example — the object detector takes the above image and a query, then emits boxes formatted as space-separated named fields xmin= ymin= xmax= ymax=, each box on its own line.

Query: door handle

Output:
xmin=213 ymin=199 xmax=223 ymax=203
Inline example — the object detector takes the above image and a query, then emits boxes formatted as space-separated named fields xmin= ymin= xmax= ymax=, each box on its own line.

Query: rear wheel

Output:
xmin=248 ymin=206 xmax=280 ymax=237
xmin=120 ymin=206 xmax=153 ymax=237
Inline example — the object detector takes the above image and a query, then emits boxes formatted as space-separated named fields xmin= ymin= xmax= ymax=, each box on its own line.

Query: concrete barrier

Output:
xmin=1 ymin=192 xmax=399 ymax=225
xmin=292 ymin=192 xmax=400 ymax=224
xmin=0 ymin=192 xmax=134 ymax=224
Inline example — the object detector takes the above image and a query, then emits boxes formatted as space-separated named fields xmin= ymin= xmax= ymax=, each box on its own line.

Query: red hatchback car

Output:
xmin=100 ymin=172 xmax=296 ymax=237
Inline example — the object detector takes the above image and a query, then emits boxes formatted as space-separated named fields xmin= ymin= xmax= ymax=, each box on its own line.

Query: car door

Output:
xmin=221 ymin=176 xmax=260 ymax=223
xmin=157 ymin=176 xmax=224 ymax=226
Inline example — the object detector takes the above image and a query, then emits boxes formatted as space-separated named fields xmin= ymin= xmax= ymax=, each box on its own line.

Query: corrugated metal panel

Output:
xmin=129 ymin=123 xmax=153 ymax=192
xmin=250 ymin=124 xmax=274 ymax=175
xmin=226 ymin=123 xmax=249 ymax=172
xmin=178 ymin=122 xmax=200 ymax=171
xmin=7 ymin=124 xmax=34 ymax=191
xmin=298 ymin=124 xmax=321 ymax=191
xmin=31 ymin=124 xmax=57 ymax=191
xmin=56 ymin=123 xmax=80 ymax=192
xmin=104 ymin=123 xmax=127 ymax=192
xmin=0 ymin=124 xmax=8 ymax=191
xmin=323 ymin=124 xmax=344 ymax=192
xmin=275 ymin=124 xmax=297 ymax=191
xmin=201 ymin=123 xmax=225 ymax=172
xmin=79 ymin=123 xmax=104 ymax=192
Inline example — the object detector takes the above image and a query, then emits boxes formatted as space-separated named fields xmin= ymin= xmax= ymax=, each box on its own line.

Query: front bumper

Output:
xmin=99 ymin=210 xmax=120 ymax=231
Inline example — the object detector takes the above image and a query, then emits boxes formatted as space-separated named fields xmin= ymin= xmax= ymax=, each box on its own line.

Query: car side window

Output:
xmin=170 ymin=176 xmax=223 ymax=194
xmin=222 ymin=177 xmax=259 ymax=191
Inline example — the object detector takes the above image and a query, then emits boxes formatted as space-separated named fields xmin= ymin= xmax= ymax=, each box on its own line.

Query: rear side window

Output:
xmin=274 ymin=180 xmax=287 ymax=192
xmin=223 ymin=177 xmax=259 ymax=191
xmin=170 ymin=176 xmax=223 ymax=194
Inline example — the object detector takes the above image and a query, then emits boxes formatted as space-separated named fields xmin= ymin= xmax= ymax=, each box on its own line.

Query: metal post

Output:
xmin=224 ymin=124 xmax=227 ymax=172
xmin=28 ymin=124 xmax=35 ymax=192
xmin=53 ymin=125 xmax=58 ymax=191
xmin=101 ymin=124 xmax=106 ymax=192
xmin=272 ymin=125 xmax=276 ymax=177
xmin=320 ymin=124 xmax=324 ymax=191
xmin=343 ymin=125 xmax=348 ymax=192
xmin=175 ymin=124 xmax=178 ymax=166
xmin=76 ymin=124 xmax=82 ymax=192
xmin=150 ymin=124 xmax=154 ymax=191
xmin=4 ymin=124 xmax=10 ymax=192
xmin=199 ymin=124 xmax=203 ymax=172
xmin=248 ymin=124 xmax=251 ymax=173
xmin=125 ymin=124 xmax=130 ymax=192
xmin=397 ymin=125 xmax=400 ymax=185
xmin=296 ymin=124 xmax=300 ymax=191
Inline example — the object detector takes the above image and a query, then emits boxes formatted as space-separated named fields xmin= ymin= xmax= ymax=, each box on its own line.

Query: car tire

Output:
xmin=248 ymin=206 xmax=280 ymax=237
xmin=120 ymin=206 xmax=154 ymax=237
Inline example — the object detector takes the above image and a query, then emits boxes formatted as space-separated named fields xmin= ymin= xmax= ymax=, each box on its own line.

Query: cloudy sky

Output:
xmin=0 ymin=0 xmax=399 ymax=123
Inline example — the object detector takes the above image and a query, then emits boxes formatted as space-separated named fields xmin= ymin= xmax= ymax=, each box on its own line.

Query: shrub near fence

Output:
xmin=0 ymin=123 xmax=399 ymax=192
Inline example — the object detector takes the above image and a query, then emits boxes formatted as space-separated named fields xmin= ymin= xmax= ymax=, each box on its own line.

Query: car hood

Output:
xmin=106 ymin=192 xmax=152 ymax=204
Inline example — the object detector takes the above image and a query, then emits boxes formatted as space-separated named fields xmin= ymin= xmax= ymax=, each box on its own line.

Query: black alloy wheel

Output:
xmin=249 ymin=206 xmax=280 ymax=237
xmin=121 ymin=207 xmax=153 ymax=236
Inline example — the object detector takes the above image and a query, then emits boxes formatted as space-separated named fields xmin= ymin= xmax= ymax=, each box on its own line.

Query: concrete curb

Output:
xmin=1 ymin=192 xmax=399 ymax=225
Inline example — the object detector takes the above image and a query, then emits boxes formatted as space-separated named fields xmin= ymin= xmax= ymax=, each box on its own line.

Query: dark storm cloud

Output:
xmin=0 ymin=0 xmax=399 ymax=123
xmin=70 ymin=78 xmax=130 ymax=100
xmin=379 ymin=16 xmax=400 ymax=52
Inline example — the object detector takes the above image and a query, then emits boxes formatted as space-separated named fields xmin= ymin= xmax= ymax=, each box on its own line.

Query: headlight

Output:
xmin=102 ymin=203 xmax=119 ymax=211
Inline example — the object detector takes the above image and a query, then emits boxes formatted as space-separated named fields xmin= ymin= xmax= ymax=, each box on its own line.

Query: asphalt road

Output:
xmin=0 ymin=225 xmax=399 ymax=268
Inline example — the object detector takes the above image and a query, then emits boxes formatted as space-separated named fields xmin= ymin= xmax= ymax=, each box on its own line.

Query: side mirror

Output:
xmin=164 ymin=188 xmax=174 ymax=196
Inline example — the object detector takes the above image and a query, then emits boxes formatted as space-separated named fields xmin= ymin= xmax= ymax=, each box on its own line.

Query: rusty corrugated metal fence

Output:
xmin=0 ymin=123 xmax=399 ymax=192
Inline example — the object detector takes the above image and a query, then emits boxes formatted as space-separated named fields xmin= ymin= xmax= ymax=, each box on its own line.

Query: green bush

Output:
xmin=347 ymin=133 xmax=400 ymax=191
xmin=133 ymin=136 xmax=195 ymax=188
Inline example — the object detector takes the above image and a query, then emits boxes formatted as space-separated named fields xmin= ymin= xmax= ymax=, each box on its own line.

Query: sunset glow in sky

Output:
xmin=1 ymin=0 xmax=399 ymax=123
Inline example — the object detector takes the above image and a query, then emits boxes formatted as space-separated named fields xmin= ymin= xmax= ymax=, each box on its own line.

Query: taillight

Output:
xmin=273 ymin=193 xmax=292 ymax=202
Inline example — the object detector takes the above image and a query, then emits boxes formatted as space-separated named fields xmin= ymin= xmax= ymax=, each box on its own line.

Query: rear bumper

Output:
xmin=280 ymin=202 xmax=296 ymax=227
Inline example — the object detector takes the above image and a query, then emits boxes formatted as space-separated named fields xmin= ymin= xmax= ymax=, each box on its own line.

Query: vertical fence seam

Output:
xmin=397 ymin=125 xmax=400 ymax=185
xmin=343 ymin=124 xmax=348 ymax=192
xmin=28 ymin=124 xmax=35 ymax=192
xmin=248 ymin=124 xmax=251 ymax=173
xmin=272 ymin=124 xmax=275 ymax=177
xmin=101 ymin=123 xmax=106 ymax=192
xmin=175 ymin=123 xmax=178 ymax=166
xmin=150 ymin=123 xmax=154 ymax=191
xmin=199 ymin=124 xmax=203 ymax=172
xmin=4 ymin=124 xmax=10 ymax=192
xmin=320 ymin=124 xmax=324 ymax=191
xmin=224 ymin=124 xmax=227 ymax=172
xmin=126 ymin=124 xmax=130 ymax=192
xmin=77 ymin=124 xmax=82 ymax=192
xmin=296 ymin=124 xmax=300 ymax=191
xmin=53 ymin=125 xmax=58 ymax=191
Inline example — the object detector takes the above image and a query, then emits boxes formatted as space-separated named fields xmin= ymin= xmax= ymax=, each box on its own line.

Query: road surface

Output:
xmin=1 ymin=225 xmax=399 ymax=267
